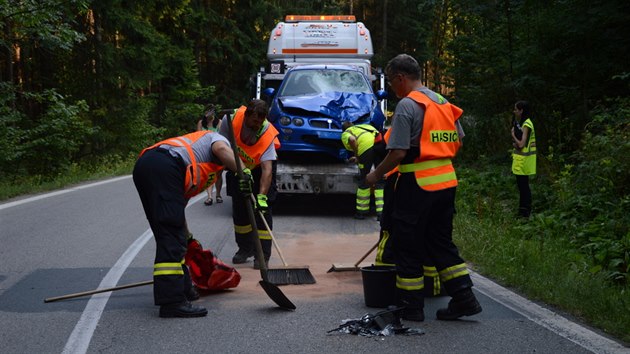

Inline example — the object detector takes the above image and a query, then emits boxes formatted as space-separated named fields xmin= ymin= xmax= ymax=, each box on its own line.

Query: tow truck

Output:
xmin=255 ymin=15 xmax=387 ymax=194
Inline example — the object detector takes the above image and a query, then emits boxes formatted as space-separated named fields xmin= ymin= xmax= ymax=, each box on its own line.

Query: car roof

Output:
xmin=286 ymin=64 xmax=364 ymax=72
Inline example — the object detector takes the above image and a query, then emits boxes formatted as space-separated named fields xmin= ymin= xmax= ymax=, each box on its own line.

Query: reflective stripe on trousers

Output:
xmin=356 ymin=187 xmax=370 ymax=212
xmin=396 ymin=275 xmax=424 ymax=291
xmin=374 ymin=188 xmax=384 ymax=213
xmin=438 ymin=263 xmax=469 ymax=282
xmin=424 ymin=266 xmax=442 ymax=296
xmin=154 ymin=259 xmax=185 ymax=276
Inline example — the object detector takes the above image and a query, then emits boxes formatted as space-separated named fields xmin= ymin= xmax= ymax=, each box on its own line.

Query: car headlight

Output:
xmin=280 ymin=116 xmax=291 ymax=126
xmin=293 ymin=118 xmax=304 ymax=127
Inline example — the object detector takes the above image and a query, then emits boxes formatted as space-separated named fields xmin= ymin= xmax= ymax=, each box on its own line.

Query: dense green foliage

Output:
xmin=455 ymin=97 xmax=630 ymax=287
xmin=455 ymin=162 xmax=630 ymax=343
xmin=1 ymin=0 xmax=628 ymax=340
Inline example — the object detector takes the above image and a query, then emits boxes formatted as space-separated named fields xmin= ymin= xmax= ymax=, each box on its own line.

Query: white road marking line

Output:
xmin=60 ymin=190 xmax=204 ymax=354
xmin=62 ymin=229 xmax=153 ymax=354
xmin=10 ymin=179 xmax=624 ymax=353
xmin=0 ymin=176 xmax=132 ymax=210
xmin=471 ymin=271 xmax=628 ymax=354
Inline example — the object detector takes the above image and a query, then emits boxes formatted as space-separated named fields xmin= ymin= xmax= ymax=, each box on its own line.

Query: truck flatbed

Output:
xmin=276 ymin=161 xmax=359 ymax=194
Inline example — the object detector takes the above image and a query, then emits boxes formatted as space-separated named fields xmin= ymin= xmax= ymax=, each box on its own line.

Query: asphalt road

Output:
xmin=0 ymin=176 xmax=627 ymax=354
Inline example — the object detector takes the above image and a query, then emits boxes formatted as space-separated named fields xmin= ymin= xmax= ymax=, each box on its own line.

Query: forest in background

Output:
xmin=1 ymin=1 xmax=628 ymax=285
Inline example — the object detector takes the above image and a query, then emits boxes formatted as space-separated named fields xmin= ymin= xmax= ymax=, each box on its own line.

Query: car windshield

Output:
xmin=279 ymin=69 xmax=371 ymax=97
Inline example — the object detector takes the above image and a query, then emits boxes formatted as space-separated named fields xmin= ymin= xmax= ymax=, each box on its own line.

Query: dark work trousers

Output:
xmin=356 ymin=144 xmax=386 ymax=215
xmin=231 ymin=191 xmax=273 ymax=260
xmin=357 ymin=144 xmax=386 ymax=190
xmin=375 ymin=172 xmax=397 ymax=265
xmin=516 ymin=174 xmax=531 ymax=217
xmin=132 ymin=148 xmax=193 ymax=306
xmin=377 ymin=173 xmax=445 ymax=296
xmin=226 ymin=164 xmax=276 ymax=260
xmin=392 ymin=172 xmax=473 ymax=307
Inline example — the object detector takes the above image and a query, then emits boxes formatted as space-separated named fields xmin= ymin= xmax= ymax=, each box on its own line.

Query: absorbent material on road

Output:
xmin=327 ymin=306 xmax=425 ymax=337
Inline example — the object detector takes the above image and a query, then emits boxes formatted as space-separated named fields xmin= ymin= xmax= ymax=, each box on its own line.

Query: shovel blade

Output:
xmin=260 ymin=280 xmax=296 ymax=310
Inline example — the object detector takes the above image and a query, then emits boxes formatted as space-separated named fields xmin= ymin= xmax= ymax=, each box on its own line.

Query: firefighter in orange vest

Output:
xmin=367 ymin=54 xmax=482 ymax=322
xmin=133 ymin=130 xmax=252 ymax=318
xmin=374 ymin=124 xmax=444 ymax=298
xmin=218 ymin=99 xmax=280 ymax=269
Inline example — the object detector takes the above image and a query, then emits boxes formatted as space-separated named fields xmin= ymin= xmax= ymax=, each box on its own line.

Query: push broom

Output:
xmin=250 ymin=194 xmax=316 ymax=285
xmin=327 ymin=240 xmax=379 ymax=273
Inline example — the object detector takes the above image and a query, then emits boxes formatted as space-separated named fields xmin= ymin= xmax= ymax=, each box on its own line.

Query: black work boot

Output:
xmin=353 ymin=212 xmax=366 ymax=220
xmin=436 ymin=288 xmax=482 ymax=320
xmin=253 ymin=257 xmax=270 ymax=270
xmin=232 ymin=249 xmax=254 ymax=264
xmin=402 ymin=307 xmax=425 ymax=322
xmin=399 ymin=299 xmax=425 ymax=322
xmin=185 ymin=287 xmax=200 ymax=301
xmin=159 ymin=301 xmax=208 ymax=318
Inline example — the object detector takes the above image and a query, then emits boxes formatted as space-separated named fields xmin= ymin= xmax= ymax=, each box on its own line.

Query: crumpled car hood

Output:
xmin=279 ymin=92 xmax=374 ymax=122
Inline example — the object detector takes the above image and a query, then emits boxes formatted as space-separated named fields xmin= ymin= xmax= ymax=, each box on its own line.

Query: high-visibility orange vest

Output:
xmin=398 ymin=91 xmax=463 ymax=191
xmin=231 ymin=106 xmax=280 ymax=169
xmin=140 ymin=131 xmax=225 ymax=198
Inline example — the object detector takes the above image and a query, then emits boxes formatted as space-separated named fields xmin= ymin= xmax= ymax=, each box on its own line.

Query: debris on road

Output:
xmin=327 ymin=306 xmax=425 ymax=337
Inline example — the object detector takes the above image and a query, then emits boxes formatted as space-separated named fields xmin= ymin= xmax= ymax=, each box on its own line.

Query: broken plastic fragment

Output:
xmin=327 ymin=306 xmax=425 ymax=337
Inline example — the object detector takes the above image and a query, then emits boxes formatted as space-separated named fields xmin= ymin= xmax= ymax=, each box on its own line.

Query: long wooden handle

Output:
xmin=250 ymin=193 xmax=288 ymax=267
xmin=224 ymin=113 xmax=269 ymax=279
xmin=354 ymin=241 xmax=379 ymax=267
xmin=44 ymin=280 xmax=153 ymax=303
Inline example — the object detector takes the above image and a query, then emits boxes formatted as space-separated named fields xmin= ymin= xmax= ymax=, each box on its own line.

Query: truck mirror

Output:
xmin=376 ymin=89 xmax=388 ymax=100
xmin=263 ymin=87 xmax=276 ymax=98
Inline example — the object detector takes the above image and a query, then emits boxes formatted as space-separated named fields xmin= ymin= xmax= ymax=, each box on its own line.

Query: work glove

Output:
xmin=256 ymin=194 xmax=269 ymax=214
xmin=238 ymin=168 xmax=253 ymax=196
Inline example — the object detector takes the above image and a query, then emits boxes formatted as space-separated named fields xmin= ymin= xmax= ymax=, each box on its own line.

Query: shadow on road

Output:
xmin=273 ymin=194 xmax=356 ymax=216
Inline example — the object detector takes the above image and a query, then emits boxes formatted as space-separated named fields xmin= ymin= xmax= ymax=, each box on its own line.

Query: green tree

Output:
xmin=446 ymin=0 xmax=630 ymax=158
xmin=0 ymin=0 xmax=92 ymax=176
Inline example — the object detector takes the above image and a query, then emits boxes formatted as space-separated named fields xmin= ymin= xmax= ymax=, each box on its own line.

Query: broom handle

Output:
xmin=354 ymin=241 xmax=380 ymax=267
xmin=44 ymin=280 xmax=153 ymax=303
xmin=250 ymin=194 xmax=289 ymax=267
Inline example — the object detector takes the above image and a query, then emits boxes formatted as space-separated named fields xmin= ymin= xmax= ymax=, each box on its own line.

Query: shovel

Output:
xmin=224 ymin=112 xmax=295 ymax=310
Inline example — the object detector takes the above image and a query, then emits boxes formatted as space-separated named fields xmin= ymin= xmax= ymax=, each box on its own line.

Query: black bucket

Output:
xmin=360 ymin=265 xmax=396 ymax=308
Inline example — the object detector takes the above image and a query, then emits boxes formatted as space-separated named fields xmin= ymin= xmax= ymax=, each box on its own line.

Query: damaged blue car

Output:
xmin=264 ymin=64 xmax=387 ymax=161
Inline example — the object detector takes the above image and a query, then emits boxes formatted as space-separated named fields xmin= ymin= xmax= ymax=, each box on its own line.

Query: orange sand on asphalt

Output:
xmin=197 ymin=233 xmax=380 ymax=307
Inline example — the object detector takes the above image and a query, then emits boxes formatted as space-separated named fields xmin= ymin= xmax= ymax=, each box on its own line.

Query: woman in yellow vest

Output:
xmin=511 ymin=100 xmax=537 ymax=218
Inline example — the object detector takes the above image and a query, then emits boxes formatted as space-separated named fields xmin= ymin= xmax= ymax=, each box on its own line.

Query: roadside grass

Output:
xmin=455 ymin=168 xmax=630 ymax=345
xmin=0 ymin=154 xmax=135 ymax=201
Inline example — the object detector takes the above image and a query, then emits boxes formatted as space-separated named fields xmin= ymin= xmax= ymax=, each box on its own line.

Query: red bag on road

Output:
xmin=185 ymin=239 xmax=241 ymax=290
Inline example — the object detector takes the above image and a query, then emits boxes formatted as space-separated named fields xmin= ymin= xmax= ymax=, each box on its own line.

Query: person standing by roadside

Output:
xmin=511 ymin=100 xmax=537 ymax=218
xmin=366 ymin=54 xmax=481 ymax=322
xmin=197 ymin=105 xmax=224 ymax=206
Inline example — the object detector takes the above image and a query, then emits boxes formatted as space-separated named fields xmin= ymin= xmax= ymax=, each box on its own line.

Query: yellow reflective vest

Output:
xmin=512 ymin=118 xmax=536 ymax=175
xmin=341 ymin=124 xmax=379 ymax=156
